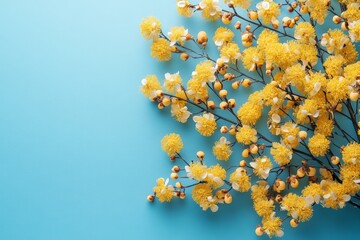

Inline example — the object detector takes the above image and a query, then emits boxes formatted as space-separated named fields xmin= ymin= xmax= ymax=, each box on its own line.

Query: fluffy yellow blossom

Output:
xmin=230 ymin=167 xmax=251 ymax=192
xmin=171 ymin=103 xmax=191 ymax=123
xmin=349 ymin=20 xmax=360 ymax=42
xmin=284 ymin=64 xmax=306 ymax=92
xmin=321 ymin=180 xmax=351 ymax=209
xmin=151 ymin=38 xmax=173 ymax=61
xmin=302 ymin=183 xmax=322 ymax=205
xmin=306 ymin=0 xmax=329 ymax=24
xmin=220 ymin=42 xmax=241 ymax=63
xmin=254 ymin=199 xmax=275 ymax=217
xmin=140 ymin=16 xmax=162 ymax=40
xmin=326 ymin=76 xmax=350 ymax=104
xmin=168 ymin=26 xmax=188 ymax=46
xmin=192 ymin=60 xmax=216 ymax=83
xmin=308 ymin=133 xmax=330 ymax=157
xmin=250 ymin=156 xmax=273 ymax=179
xmin=237 ymin=92 xmax=264 ymax=125
xmin=280 ymin=122 xmax=300 ymax=148
xmin=342 ymin=3 xmax=360 ymax=22
xmin=153 ymin=178 xmax=174 ymax=202
xmin=314 ymin=113 xmax=334 ymax=137
xmin=261 ymin=83 xmax=284 ymax=106
xmin=176 ymin=0 xmax=194 ymax=17
xmin=257 ymin=29 xmax=279 ymax=51
xmin=193 ymin=113 xmax=217 ymax=136
xmin=256 ymin=0 xmax=280 ymax=25
xmin=241 ymin=47 xmax=264 ymax=71
xmin=294 ymin=22 xmax=316 ymax=44
xmin=251 ymin=181 xmax=270 ymax=202
xmin=295 ymin=99 xmax=320 ymax=124
xmin=199 ymin=0 xmax=222 ymax=21
xmin=338 ymin=42 xmax=358 ymax=64
xmin=187 ymin=78 xmax=209 ymax=103
xmin=236 ymin=125 xmax=258 ymax=145
xmin=281 ymin=193 xmax=313 ymax=222
xmin=342 ymin=142 xmax=360 ymax=165
xmin=298 ymin=43 xmax=318 ymax=67
xmin=340 ymin=163 xmax=360 ymax=195
xmin=304 ymin=71 xmax=327 ymax=96
xmin=192 ymin=183 xmax=219 ymax=212
xmin=265 ymin=43 xmax=295 ymax=69
xmin=140 ymin=75 xmax=162 ymax=100
xmin=164 ymin=72 xmax=182 ymax=93
xmin=213 ymin=27 xmax=234 ymax=48
xmin=206 ymin=164 xmax=226 ymax=189
xmin=185 ymin=162 xmax=208 ymax=180
xmin=213 ymin=137 xmax=232 ymax=161
xmin=323 ymin=55 xmax=345 ymax=77
xmin=270 ymin=142 xmax=292 ymax=166
xmin=224 ymin=0 xmax=252 ymax=9
xmin=344 ymin=61 xmax=360 ymax=82
xmin=321 ymin=29 xmax=350 ymax=55
xmin=262 ymin=213 xmax=284 ymax=238
xmin=161 ymin=133 xmax=184 ymax=157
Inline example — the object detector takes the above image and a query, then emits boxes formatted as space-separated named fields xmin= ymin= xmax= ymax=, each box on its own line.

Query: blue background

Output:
xmin=0 ymin=0 xmax=359 ymax=239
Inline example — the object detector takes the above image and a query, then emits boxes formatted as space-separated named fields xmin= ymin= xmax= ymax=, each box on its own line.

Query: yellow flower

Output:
xmin=192 ymin=60 xmax=216 ymax=83
xmin=151 ymin=38 xmax=173 ymax=61
xmin=262 ymin=213 xmax=284 ymax=238
xmin=314 ymin=112 xmax=334 ymax=137
xmin=186 ymin=78 xmax=209 ymax=103
xmin=220 ymin=42 xmax=241 ymax=63
xmin=344 ymin=61 xmax=360 ymax=83
xmin=193 ymin=112 xmax=217 ymax=136
xmin=213 ymin=137 xmax=232 ymax=161
xmin=321 ymin=180 xmax=351 ymax=209
xmin=236 ymin=125 xmax=258 ymax=145
xmin=342 ymin=3 xmax=360 ymax=22
xmin=270 ymin=142 xmax=292 ymax=166
xmin=261 ymin=83 xmax=284 ymax=107
xmin=199 ymin=0 xmax=222 ymax=21
xmin=140 ymin=75 xmax=162 ymax=100
xmin=250 ymin=156 xmax=273 ymax=179
xmin=298 ymin=43 xmax=318 ymax=67
xmin=265 ymin=43 xmax=296 ymax=69
xmin=206 ymin=164 xmax=227 ymax=189
xmin=241 ymin=47 xmax=264 ymax=71
xmin=281 ymin=193 xmax=313 ymax=222
xmin=340 ymin=163 xmax=360 ymax=195
xmin=251 ymin=180 xmax=270 ymax=202
xmin=323 ymin=55 xmax=345 ymax=77
xmin=302 ymin=183 xmax=323 ymax=205
xmin=224 ymin=0 xmax=252 ymax=9
xmin=294 ymin=22 xmax=316 ymax=44
xmin=161 ymin=133 xmax=184 ymax=157
xmin=280 ymin=122 xmax=300 ymax=149
xmin=164 ymin=72 xmax=182 ymax=93
xmin=257 ymin=29 xmax=279 ymax=51
xmin=326 ymin=76 xmax=350 ymax=104
xmin=342 ymin=142 xmax=360 ymax=165
xmin=306 ymin=0 xmax=329 ymax=24
xmin=171 ymin=103 xmax=191 ymax=123
xmin=168 ymin=26 xmax=188 ymax=46
xmin=349 ymin=20 xmax=360 ymax=42
xmin=321 ymin=29 xmax=350 ymax=55
xmin=140 ymin=16 xmax=162 ymax=40
xmin=185 ymin=162 xmax=208 ymax=181
xmin=230 ymin=167 xmax=251 ymax=192
xmin=295 ymin=99 xmax=320 ymax=124
xmin=256 ymin=0 xmax=280 ymax=25
xmin=213 ymin=27 xmax=234 ymax=48
xmin=176 ymin=0 xmax=194 ymax=17
xmin=338 ymin=41 xmax=358 ymax=64
xmin=192 ymin=183 xmax=219 ymax=212
xmin=304 ymin=71 xmax=327 ymax=97
xmin=153 ymin=178 xmax=174 ymax=202
xmin=254 ymin=199 xmax=275 ymax=217
xmin=237 ymin=92 xmax=264 ymax=125
xmin=308 ymin=133 xmax=330 ymax=157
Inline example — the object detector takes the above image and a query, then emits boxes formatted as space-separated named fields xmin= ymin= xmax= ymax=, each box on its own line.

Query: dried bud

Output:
xmin=147 ymin=195 xmax=155 ymax=202
xmin=290 ymin=219 xmax=299 ymax=228
xmin=234 ymin=21 xmax=241 ymax=29
xmin=172 ymin=165 xmax=180 ymax=173
xmin=220 ymin=126 xmax=229 ymax=134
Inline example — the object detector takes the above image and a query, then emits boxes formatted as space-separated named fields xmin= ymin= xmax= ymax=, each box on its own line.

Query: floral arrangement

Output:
xmin=140 ymin=0 xmax=359 ymax=238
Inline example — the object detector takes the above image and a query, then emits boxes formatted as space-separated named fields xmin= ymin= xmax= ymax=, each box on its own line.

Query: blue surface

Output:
xmin=0 ymin=1 xmax=359 ymax=239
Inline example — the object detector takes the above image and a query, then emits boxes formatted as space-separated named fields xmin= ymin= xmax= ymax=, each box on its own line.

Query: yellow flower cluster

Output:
xmin=142 ymin=0 xmax=360 ymax=238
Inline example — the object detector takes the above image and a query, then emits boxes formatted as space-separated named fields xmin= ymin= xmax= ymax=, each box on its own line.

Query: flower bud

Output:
xmin=232 ymin=81 xmax=240 ymax=89
xmin=219 ymin=89 xmax=228 ymax=98
xmin=331 ymin=156 xmax=340 ymax=165
xmin=224 ymin=193 xmax=233 ymax=204
xmin=298 ymin=131 xmax=308 ymax=140
xmin=207 ymin=100 xmax=216 ymax=110
xmin=197 ymin=151 xmax=205 ymax=160
xmin=172 ymin=165 xmax=180 ymax=173
xmin=332 ymin=15 xmax=342 ymax=24
xmin=255 ymin=226 xmax=264 ymax=236
xmin=234 ymin=21 xmax=241 ymax=29
xmin=220 ymin=101 xmax=229 ymax=110
xmin=214 ymin=80 xmax=223 ymax=90
xmin=307 ymin=167 xmax=316 ymax=177
xmin=147 ymin=194 xmax=155 ymax=202
xmin=240 ymin=160 xmax=247 ymax=167
xmin=242 ymin=149 xmax=250 ymax=158
xmin=170 ymin=172 xmax=178 ymax=180
xmin=162 ymin=97 xmax=171 ymax=106
xmin=179 ymin=192 xmax=186 ymax=199
xmin=350 ymin=91 xmax=359 ymax=101
xmin=197 ymin=31 xmax=208 ymax=45
xmin=297 ymin=167 xmax=306 ymax=178
xmin=180 ymin=52 xmax=189 ymax=61
xmin=228 ymin=99 xmax=236 ymax=108
xmin=222 ymin=13 xmax=233 ymax=25
xmin=290 ymin=219 xmax=299 ymax=228
xmin=248 ymin=10 xmax=258 ymax=20
xmin=175 ymin=182 xmax=182 ymax=188
xmin=250 ymin=144 xmax=258 ymax=154
xmin=220 ymin=126 xmax=229 ymax=134
xmin=282 ymin=17 xmax=291 ymax=27
xmin=242 ymin=78 xmax=252 ymax=87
